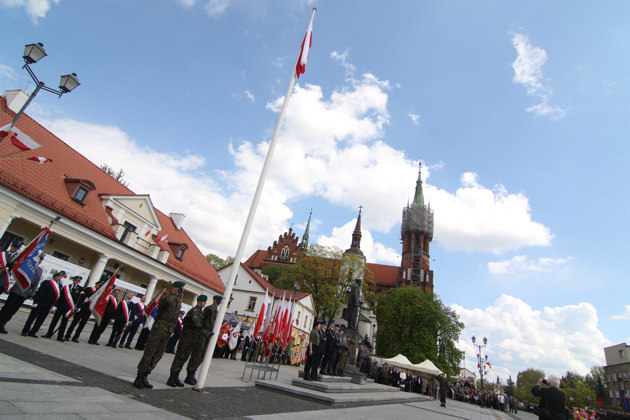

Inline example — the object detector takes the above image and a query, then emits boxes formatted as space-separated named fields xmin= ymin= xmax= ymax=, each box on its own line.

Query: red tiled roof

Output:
xmin=243 ymin=249 xmax=267 ymax=269
xmin=367 ymin=262 xmax=399 ymax=287
xmin=0 ymin=98 xmax=224 ymax=293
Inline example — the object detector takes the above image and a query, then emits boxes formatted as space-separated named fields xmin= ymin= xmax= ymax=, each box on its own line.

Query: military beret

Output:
xmin=172 ymin=281 xmax=186 ymax=288
xmin=197 ymin=295 xmax=208 ymax=302
xmin=71 ymin=275 xmax=82 ymax=280
xmin=213 ymin=295 xmax=223 ymax=301
xmin=313 ymin=321 xmax=320 ymax=326
xmin=328 ymin=319 xmax=335 ymax=325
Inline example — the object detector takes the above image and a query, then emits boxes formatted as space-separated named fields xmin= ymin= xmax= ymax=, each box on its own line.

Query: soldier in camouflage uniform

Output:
xmin=133 ymin=281 xmax=184 ymax=389
xmin=181 ymin=294 xmax=223 ymax=386
xmin=167 ymin=295 xmax=207 ymax=387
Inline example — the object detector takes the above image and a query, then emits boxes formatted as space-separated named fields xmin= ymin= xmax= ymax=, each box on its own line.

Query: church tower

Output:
xmin=397 ymin=163 xmax=434 ymax=291
xmin=344 ymin=207 xmax=365 ymax=261
xmin=301 ymin=210 xmax=312 ymax=251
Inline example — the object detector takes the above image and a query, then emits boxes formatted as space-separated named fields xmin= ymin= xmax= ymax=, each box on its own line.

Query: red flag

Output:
xmin=216 ymin=322 xmax=231 ymax=348
xmin=296 ymin=12 xmax=314 ymax=78
xmin=11 ymin=227 xmax=50 ymax=292
xmin=88 ymin=269 xmax=118 ymax=326
xmin=0 ymin=252 xmax=11 ymax=294
xmin=253 ymin=289 xmax=268 ymax=338
xmin=27 ymin=156 xmax=53 ymax=164
xmin=144 ymin=288 xmax=166 ymax=317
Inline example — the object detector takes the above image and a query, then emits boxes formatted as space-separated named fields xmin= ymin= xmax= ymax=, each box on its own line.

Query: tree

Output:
xmin=260 ymin=265 xmax=290 ymax=285
xmin=504 ymin=376 xmax=516 ymax=397
xmin=585 ymin=366 xmax=609 ymax=405
xmin=205 ymin=253 xmax=234 ymax=269
xmin=100 ymin=163 xmax=129 ymax=187
xmin=561 ymin=371 xmax=584 ymax=389
xmin=375 ymin=286 xmax=464 ymax=375
xmin=515 ymin=368 xmax=545 ymax=402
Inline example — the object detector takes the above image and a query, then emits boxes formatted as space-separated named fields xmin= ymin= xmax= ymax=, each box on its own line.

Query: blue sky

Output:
xmin=1 ymin=0 xmax=629 ymax=382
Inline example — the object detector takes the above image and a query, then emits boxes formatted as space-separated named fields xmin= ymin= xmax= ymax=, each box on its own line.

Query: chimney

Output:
xmin=169 ymin=212 xmax=185 ymax=230
xmin=3 ymin=89 xmax=30 ymax=114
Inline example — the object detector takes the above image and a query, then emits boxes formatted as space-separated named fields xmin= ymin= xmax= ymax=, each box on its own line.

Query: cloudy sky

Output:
xmin=1 ymin=0 xmax=629 ymax=383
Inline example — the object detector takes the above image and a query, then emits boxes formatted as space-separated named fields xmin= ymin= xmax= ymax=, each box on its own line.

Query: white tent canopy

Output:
xmin=382 ymin=354 xmax=414 ymax=369
xmin=412 ymin=359 xmax=444 ymax=376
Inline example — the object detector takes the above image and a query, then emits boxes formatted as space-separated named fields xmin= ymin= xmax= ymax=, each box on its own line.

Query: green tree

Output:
xmin=260 ymin=265 xmax=290 ymax=285
xmin=375 ymin=286 xmax=464 ymax=375
xmin=585 ymin=366 xmax=609 ymax=406
xmin=515 ymin=368 xmax=545 ymax=402
xmin=100 ymin=163 xmax=129 ymax=187
xmin=205 ymin=253 xmax=234 ymax=269
xmin=504 ymin=376 xmax=516 ymax=397
xmin=274 ymin=245 xmax=343 ymax=320
xmin=561 ymin=371 xmax=584 ymax=389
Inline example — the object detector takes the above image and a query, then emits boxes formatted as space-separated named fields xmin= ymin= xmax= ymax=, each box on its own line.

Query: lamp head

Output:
xmin=471 ymin=335 xmax=476 ymax=344
xmin=59 ymin=73 xmax=80 ymax=93
xmin=23 ymin=42 xmax=47 ymax=64
xmin=483 ymin=337 xmax=488 ymax=345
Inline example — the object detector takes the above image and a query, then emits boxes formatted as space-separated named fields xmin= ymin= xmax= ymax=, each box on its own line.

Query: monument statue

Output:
xmin=344 ymin=278 xmax=361 ymax=331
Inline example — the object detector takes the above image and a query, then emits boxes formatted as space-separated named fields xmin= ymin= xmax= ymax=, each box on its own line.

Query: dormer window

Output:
xmin=176 ymin=248 xmax=185 ymax=260
xmin=168 ymin=241 xmax=189 ymax=261
xmin=64 ymin=177 xmax=95 ymax=206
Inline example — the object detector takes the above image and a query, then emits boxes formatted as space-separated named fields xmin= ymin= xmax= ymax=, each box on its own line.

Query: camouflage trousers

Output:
xmin=171 ymin=330 xmax=207 ymax=372
xmin=137 ymin=327 xmax=171 ymax=373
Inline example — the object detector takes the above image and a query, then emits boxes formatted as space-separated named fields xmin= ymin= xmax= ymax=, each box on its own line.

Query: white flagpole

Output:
xmin=194 ymin=8 xmax=317 ymax=391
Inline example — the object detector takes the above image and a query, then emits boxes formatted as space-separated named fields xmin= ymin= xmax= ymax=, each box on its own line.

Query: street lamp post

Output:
xmin=2 ymin=42 xmax=80 ymax=141
xmin=472 ymin=335 xmax=489 ymax=390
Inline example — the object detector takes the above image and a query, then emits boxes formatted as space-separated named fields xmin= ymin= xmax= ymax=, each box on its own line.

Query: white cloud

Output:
xmin=487 ymin=255 xmax=572 ymax=275
xmin=39 ymin=58 xmax=551 ymax=262
xmin=317 ymin=219 xmax=400 ymax=265
xmin=454 ymin=295 xmax=609 ymax=381
xmin=408 ymin=113 xmax=421 ymax=125
xmin=0 ymin=64 xmax=18 ymax=82
xmin=175 ymin=0 xmax=229 ymax=16
xmin=611 ymin=305 xmax=630 ymax=321
xmin=1 ymin=0 xmax=59 ymax=23
xmin=331 ymin=50 xmax=356 ymax=77
xmin=244 ymin=89 xmax=256 ymax=103
xmin=427 ymin=173 xmax=553 ymax=253
xmin=511 ymin=32 xmax=567 ymax=120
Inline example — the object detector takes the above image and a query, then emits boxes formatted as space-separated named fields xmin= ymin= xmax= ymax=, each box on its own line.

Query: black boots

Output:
xmin=142 ymin=372 xmax=153 ymax=389
xmin=167 ymin=370 xmax=184 ymax=387
xmin=133 ymin=371 xmax=144 ymax=388
xmin=184 ymin=370 xmax=197 ymax=385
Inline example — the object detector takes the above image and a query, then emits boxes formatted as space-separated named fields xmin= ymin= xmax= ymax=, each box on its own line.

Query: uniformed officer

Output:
xmin=320 ymin=319 xmax=337 ymax=376
xmin=43 ymin=275 xmax=82 ymax=341
xmin=133 ymin=281 xmax=184 ymax=389
xmin=21 ymin=270 xmax=66 ymax=337
xmin=0 ymin=253 xmax=44 ymax=333
xmin=65 ymin=281 xmax=99 ymax=343
xmin=302 ymin=321 xmax=320 ymax=380
xmin=167 ymin=295 xmax=207 ymax=387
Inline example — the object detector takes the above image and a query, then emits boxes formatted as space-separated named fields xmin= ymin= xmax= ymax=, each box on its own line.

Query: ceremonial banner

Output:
xmin=11 ymin=227 xmax=50 ymax=292
xmin=89 ymin=269 xmax=118 ymax=326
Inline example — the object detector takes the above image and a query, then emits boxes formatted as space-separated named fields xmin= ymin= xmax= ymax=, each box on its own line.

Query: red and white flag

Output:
xmin=0 ymin=252 xmax=11 ymax=294
xmin=27 ymin=156 xmax=53 ymax=164
xmin=155 ymin=233 xmax=168 ymax=243
xmin=228 ymin=320 xmax=242 ymax=351
xmin=11 ymin=227 xmax=50 ymax=292
xmin=0 ymin=124 xmax=41 ymax=151
xmin=253 ymin=288 xmax=268 ymax=338
xmin=88 ymin=269 xmax=118 ymax=326
xmin=296 ymin=12 xmax=315 ymax=78
xmin=217 ymin=322 xmax=231 ymax=348
xmin=144 ymin=288 xmax=166 ymax=317
xmin=144 ymin=227 xmax=157 ymax=237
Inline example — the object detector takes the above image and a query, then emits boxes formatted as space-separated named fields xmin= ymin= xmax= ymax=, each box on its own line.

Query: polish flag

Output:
xmin=253 ymin=289 xmax=268 ymax=338
xmin=88 ymin=269 xmax=118 ymax=326
xmin=27 ymin=156 xmax=53 ymax=164
xmin=155 ymin=233 xmax=168 ymax=243
xmin=144 ymin=288 xmax=166 ymax=317
xmin=0 ymin=124 xmax=41 ymax=151
xmin=216 ymin=322 xmax=231 ymax=348
xmin=0 ymin=252 xmax=11 ymax=293
xmin=296 ymin=12 xmax=314 ymax=78
xmin=145 ymin=227 xmax=157 ymax=237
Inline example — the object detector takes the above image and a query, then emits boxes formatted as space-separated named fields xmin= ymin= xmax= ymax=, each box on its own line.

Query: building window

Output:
xmin=176 ymin=248 xmax=185 ymax=260
xmin=52 ymin=250 xmax=70 ymax=261
xmin=620 ymin=350 xmax=625 ymax=359
xmin=280 ymin=246 xmax=290 ymax=262
xmin=120 ymin=221 xmax=137 ymax=243
xmin=73 ymin=187 xmax=87 ymax=203
xmin=247 ymin=297 xmax=257 ymax=312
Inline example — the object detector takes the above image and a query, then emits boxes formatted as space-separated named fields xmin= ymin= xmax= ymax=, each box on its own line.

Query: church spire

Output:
xmin=413 ymin=161 xmax=425 ymax=206
xmin=345 ymin=206 xmax=364 ymax=258
xmin=301 ymin=209 xmax=312 ymax=250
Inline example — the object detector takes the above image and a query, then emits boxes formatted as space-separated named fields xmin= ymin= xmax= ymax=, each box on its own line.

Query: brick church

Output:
xmin=244 ymin=163 xmax=435 ymax=298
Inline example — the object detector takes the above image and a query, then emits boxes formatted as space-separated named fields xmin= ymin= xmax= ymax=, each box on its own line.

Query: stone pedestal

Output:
xmin=342 ymin=364 xmax=367 ymax=385
xmin=343 ymin=329 xmax=366 ymax=384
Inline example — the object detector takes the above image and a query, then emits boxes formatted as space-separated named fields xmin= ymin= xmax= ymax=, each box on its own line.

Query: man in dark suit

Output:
xmin=21 ymin=270 xmax=66 ymax=337
xmin=241 ymin=333 xmax=251 ymax=361
xmin=107 ymin=292 xmax=133 ymax=347
xmin=64 ymin=281 xmax=98 ymax=343
xmin=119 ymin=295 xmax=146 ymax=348
xmin=531 ymin=376 xmax=566 ymax=420
xmin=88 ymin=289 xmax=119 ymax=345
xmin=0 ymin=253 xmax=44 ymax=333
xmin=43 ymin=275 xmax=82 ymax=341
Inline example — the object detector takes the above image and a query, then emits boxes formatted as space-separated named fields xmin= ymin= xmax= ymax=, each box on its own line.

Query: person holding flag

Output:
xmin=42 ymin=275 xmax=82 ymax=341
xmin=0 ymin=252 xmax=44 ymax=334
xmin=134 ymin=281 xmax=184 ymax=389
xmin=106 ymin=292 xmax=133 ymax=347
xmin=65 ymin=281 xmax=99 ymax=343
xmin=21 ymin=270 xmax=66 ymax=338
xmin=88 ymin=288 xmax=119 ymax=345
xmin=119 ymin=295 xmax=147 ymax=349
